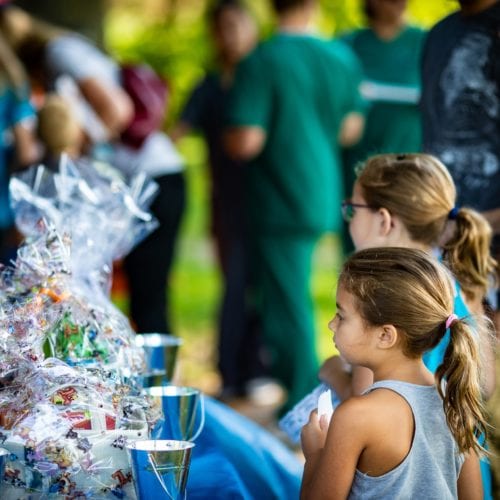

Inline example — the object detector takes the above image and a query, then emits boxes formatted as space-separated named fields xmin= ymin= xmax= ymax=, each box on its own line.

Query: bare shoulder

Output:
xmin=333 ymin=389 xmax=412 ymax=431
xmin=364 ymin=387 xmax=413 ymax=411
xmin=331 ymin=394 xmax=384 ymax=433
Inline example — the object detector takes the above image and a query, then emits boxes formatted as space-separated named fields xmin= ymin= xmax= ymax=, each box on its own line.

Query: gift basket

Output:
xmin=1 ymin=359 xmax=151 ymax=498
xmin=0 ymin=157 xmax=162 ymax=498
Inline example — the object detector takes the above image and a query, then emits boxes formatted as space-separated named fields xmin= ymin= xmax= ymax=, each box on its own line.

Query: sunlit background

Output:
xmin=17 ymin=0 xmax=460 ymax=394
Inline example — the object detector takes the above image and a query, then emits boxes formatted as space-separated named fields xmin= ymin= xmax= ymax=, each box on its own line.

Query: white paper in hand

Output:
xmin=317 ymin=389 xmax=334 ymax=423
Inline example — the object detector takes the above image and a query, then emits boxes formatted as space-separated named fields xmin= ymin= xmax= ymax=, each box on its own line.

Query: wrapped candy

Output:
xmin=0 ymin=157 xmax=163 ymax=497
xmin=6 ymin=157 xmax=159 ymax=370
xmin=0 ymin=226 xmax=145 ymax=373
xmin=0 ymin=359 xmax=155 ymax=498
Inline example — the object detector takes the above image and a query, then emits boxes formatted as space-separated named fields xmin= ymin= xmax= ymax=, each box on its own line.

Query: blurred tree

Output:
xmin=15 ymin=0 xmax=107 ymax=47
xmin=105 ymin=0 xmax=460 ymax=124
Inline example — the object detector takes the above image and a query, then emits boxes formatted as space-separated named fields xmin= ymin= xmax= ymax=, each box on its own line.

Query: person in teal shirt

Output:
xmin=318 ymin=153 xmax=495 ymax=498
xmin=340 ymin=0 xmax=426 ymax=255
xmin=0 ymin=32 xmax=38 ymax=263
xmin=226 ymin=0 xmax=364 ymax=411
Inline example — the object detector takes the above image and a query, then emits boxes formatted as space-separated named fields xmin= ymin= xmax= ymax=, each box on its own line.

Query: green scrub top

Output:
xmin=342 ymin=26 xmax=426 ymax=171
xmin=228 ymin=33 xmax=363 ymax=234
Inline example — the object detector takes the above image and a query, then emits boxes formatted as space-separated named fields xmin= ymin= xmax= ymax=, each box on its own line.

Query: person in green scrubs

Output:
xmin=226 ymin=0 xmax=364 ymax=411
xmin=340 ymin=0 xmax=426 ymax=255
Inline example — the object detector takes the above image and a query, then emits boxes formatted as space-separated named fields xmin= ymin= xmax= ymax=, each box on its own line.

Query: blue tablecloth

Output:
xmin=188 ymin=397 xmax=303 ymax=499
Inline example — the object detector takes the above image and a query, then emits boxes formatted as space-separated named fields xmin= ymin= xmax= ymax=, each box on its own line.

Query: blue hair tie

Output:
xmin=448 ymin=207 xmax=459 ymax=220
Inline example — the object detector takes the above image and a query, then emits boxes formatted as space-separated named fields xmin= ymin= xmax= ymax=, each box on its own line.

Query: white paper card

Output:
xmin=317 ymin=389 xmax=334 ymax=422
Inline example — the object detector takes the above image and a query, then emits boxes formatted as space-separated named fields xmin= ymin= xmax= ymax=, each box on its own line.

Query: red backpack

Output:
xmin=120 ymin=63 xmax=168 ymax=149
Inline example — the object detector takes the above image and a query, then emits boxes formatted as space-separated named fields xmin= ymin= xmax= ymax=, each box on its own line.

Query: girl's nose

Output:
xmin=328 ymin=318 xmax=336 ymax=332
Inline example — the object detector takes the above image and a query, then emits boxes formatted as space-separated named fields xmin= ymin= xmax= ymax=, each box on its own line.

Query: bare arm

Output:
xmin=457 ymin=452 xmax=482 ymax=500
xmin=301 ymin=399 xmax=368 ymax=499
xmin=13 ymin=120 xmax=39 ymax=168
xmin=478 ymin=314 xmax=497 ymax=401
xmin=79 ymin=77 xmax=134 ymax=139
xmin=482 ymin=208 xmax=500 ymax=234
xmin=319 ymin=356 xmax=373 ymax=401
xmin=224 ymin=126 xmax=266 ymax=161
xmin=466 ymin=297 xmax=497 ymax=400
xmin=338 ymin=112 xmax=364 ymax=147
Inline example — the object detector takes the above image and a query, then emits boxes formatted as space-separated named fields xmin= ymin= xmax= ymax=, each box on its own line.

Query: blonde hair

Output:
xmin=37 ymin=94 xmax=82 ymax=155
xmin=340 ymin=247 xmax=488 ymax=455
xmin=356 ymin=153 xmax=497 ymax=303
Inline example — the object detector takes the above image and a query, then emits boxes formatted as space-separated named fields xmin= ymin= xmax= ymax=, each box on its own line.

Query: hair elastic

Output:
xmin=445 ymin=314 xmax=458 ymax=329
xmin=448 ymin=207 xmax=459 ymax=220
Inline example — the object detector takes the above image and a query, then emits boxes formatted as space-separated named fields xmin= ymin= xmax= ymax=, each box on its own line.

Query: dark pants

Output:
xmin=124 ymin=172 xmax=186 ymax=333
xmin=212 ymin=196 xmax=266 ymax=393
xmin=215 ymin=226 xmax=266 ymax=393
xmin=0 ymin=226 xmax=20 ymax=266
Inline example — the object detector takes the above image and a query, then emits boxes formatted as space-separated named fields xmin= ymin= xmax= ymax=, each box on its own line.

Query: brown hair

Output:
xmin=207 ymin=0 xmax=248 ymax=25
xmin=340 ymin=247 xmax=488 ymax=455
xmin=356 ymin=153 xmax=497 ymax=303
xmin=271 ymin=0 xmax=315 ymax=14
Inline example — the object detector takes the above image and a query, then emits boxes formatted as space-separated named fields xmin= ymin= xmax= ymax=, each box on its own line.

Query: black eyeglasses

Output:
xmin=341 ymin=200 xmax=377 ymax=222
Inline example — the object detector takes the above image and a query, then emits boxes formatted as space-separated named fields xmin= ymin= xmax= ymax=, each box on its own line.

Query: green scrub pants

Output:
xmin=250 ymin=231 xmax=320 ymax=411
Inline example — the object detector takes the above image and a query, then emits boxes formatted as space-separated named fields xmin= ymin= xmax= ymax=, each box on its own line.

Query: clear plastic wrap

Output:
xmin=1 ymin=359 xmax=156 ymax=498
xmin=10 ymin=156 xmax=159 ymax=297
xmin=0 ymin=156 xmax=162 ymax=497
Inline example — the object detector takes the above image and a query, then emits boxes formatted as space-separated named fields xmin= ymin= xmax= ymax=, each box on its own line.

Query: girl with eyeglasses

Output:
xmin=320 ymin=152 xmax=497 ymax=498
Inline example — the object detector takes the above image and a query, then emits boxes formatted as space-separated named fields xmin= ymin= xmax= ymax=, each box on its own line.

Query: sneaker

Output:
xmin=245 ymin=378 xmax=286 ymax=407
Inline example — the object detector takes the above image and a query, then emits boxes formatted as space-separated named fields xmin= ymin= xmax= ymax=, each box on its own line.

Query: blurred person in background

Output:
xmin=226 ymin=0 xmax=365 ymax=412
xmin=339 ymin=0 xmax=426 ymax=255
xmin=173 ymin=0 xmax=269 ymax=402
xmin=421 ymin=0 xmax=500 ymax=494
xmin=0 ymin=5 xmax=186 ymax=335
xmin=0 ymin=28 xmax=38 ymax=264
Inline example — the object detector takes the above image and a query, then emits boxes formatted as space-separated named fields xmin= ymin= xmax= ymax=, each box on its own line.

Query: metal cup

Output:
xmin=127 ymin=439 xmax=194 ymax=500
xmin=146 ymin=386 xmax=205 ymax=442
xmin=135 ymin=334 xmax=183 ymax=385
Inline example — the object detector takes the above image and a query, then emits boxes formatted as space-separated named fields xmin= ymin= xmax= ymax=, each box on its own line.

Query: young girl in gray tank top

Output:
xmin=301 ymin=247 xmax=488 ymax=499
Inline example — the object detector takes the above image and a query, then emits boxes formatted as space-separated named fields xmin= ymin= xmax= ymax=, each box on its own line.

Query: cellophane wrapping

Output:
xmin=0 ymin=157 xmax=162 ymax=498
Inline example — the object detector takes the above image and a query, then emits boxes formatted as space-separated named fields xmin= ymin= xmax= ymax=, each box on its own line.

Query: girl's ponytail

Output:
xmin=443 ymin=208 xmax=497 ymax=304
xmin=435 ymin=318 xmax=488 ymax=455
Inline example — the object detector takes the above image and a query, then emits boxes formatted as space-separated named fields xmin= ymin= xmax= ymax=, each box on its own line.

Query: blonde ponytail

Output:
xmin=357 ymin=154 xmax=497 ymax=305
xmin=443 ymin=208 xmax=498 ymax=304
xmin=435 ymin=319 xmax=489 ymax=455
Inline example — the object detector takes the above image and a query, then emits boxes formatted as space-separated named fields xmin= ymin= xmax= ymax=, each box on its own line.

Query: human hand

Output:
xmin=319 ymin=355 xmax=352 ymax=400
xmin=300 ymin=409 xmax=329 ymax=459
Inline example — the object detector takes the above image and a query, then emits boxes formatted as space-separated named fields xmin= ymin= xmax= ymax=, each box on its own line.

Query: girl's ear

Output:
xmin=377 ymin=207 xmax=393 ymax=237
xmin=376 ymin=324 xmax=398 ymax=350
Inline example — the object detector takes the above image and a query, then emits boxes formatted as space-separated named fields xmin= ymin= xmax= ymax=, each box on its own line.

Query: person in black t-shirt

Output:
xmin=421 ymin=0 xmax=500 ymax=268
xmin=421 ymin=2 xmax=500 ymax=493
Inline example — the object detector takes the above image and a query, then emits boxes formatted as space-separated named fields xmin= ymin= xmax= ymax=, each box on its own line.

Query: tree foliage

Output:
xmin=106 ymin=0 xmax=459 ymax=124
